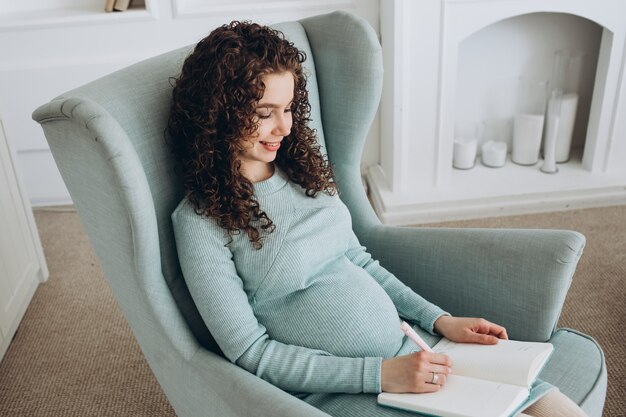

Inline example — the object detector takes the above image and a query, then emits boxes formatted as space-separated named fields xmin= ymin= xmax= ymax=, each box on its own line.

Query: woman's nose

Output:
xmin=273 ymin=113 xmax=292 ymax=136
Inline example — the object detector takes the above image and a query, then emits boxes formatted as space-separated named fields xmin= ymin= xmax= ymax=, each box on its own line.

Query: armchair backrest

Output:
xmin=32 ymin=11 xmax=382 ymax=363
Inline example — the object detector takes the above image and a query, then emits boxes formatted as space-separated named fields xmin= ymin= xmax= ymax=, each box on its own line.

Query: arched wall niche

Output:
xmin=437 ymin=2 xmax=625 ymax=184
xmin=453 ymin=12 xmax=604 ymax=165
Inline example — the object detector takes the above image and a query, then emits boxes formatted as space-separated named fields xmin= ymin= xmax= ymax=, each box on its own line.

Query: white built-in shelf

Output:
xmin=368 ymin=149 xmax=626 ymax=225
xmin=173 ymin=0 xmax=352 ymax=18
xmin=0 ymin=2 xmax=154 ymax=31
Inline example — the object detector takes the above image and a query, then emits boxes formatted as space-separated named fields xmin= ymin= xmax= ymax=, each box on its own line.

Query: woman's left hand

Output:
xmin=433 ymin=316 xmax=508 ymax=344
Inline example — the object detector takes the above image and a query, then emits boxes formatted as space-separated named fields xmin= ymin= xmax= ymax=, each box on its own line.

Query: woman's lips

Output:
xmin=260 ymin=141 xmax=281 ymax=152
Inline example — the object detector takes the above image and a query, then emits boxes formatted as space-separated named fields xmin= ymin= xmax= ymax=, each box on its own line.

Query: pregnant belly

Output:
xmin=253 ymin=269 xmax=405 ymax=358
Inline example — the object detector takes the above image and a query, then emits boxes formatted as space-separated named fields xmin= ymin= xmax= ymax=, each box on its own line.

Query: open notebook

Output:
xmin=377 ymin=338 xmax=553 ymax=417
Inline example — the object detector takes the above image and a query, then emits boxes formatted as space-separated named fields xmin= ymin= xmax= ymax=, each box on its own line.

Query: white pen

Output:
xmin=400 ymin=321 xmax=433 ymax=352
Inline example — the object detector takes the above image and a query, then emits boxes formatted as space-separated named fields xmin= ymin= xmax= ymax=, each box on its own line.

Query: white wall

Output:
xmin=0 ymin=0 xmax=380 ymax=206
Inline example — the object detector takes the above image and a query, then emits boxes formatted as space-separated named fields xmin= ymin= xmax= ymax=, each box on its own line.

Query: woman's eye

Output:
xmin=255 ymin=105 xmax=291 ymax=119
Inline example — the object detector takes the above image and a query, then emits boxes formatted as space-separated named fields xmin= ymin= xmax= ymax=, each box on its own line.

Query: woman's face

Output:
xmin=238 ymin=71 xmax=294 ymax=182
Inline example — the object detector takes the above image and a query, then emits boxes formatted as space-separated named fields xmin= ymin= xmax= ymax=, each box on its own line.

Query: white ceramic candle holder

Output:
xmin=481 ymin=140 xmax=507 ymax=168
xmin=453 ymin=138 xmax=478 ymax=169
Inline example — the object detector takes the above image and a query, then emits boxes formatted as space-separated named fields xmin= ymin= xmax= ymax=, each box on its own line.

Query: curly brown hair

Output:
xmin=167 ymin=21 xmax=336 ymax=249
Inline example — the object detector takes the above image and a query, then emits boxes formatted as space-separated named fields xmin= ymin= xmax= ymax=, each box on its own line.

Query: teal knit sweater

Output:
xmin=172 ymin=169 xmax=448 ymax=394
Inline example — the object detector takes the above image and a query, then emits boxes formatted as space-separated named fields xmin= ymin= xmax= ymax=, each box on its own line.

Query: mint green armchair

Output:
xmin=33 ymin=11 xmax=606 ymax=417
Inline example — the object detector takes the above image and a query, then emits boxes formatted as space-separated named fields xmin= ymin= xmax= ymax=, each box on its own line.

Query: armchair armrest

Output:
xmin=182 ymin=349 xmax=330 ymax=417
xmin=363 ymin=225 xmax=585 ymax=342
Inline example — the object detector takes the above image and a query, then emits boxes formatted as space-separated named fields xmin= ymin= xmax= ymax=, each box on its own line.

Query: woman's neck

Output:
xmin=242 ymin=162 xmax=275 ymax=183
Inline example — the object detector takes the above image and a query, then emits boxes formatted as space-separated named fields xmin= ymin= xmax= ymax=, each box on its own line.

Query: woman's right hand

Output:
xmin=381 ymin=351 xmax=452 ymax=393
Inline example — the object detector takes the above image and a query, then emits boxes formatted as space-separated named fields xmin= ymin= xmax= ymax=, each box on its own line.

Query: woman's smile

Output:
xmin=259 ymin=140 xmax=281 ymax=152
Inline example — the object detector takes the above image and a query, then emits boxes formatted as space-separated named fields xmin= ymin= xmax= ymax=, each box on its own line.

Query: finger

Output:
xmin=420 ymin=382 xmax=441 ymax=393
xmin=484 ymin=321 xmax=509 ymax=340
xmin=475 ymin=319 xmax=497 ymax=333
xmin=425 ymin=352 xmax=453 ymax=367
xmin=421 ymin=371 xmax=448 ymax=387
xmin=430 ymin=363 xmax=452 ymax=375
xmin=435 ymin=373 xmax=447 ymax=386
xmin=419 ymin=373 xmax=443 ymax=392
xmin=467 ymin=331 xmax=499 ymax=345
xmin=496 ymin=326 xmax=509 ymax=340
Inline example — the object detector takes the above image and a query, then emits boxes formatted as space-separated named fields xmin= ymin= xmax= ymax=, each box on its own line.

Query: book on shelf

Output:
xmin=113 ymin=0 xmax=132 ymax=12
xmin=377 ymin=338 xmax=554 ymax=417
xmin=105 ymin=0 xmax=133 ymax=12
xmin=104 ymin=0 xmax=116 ymax=13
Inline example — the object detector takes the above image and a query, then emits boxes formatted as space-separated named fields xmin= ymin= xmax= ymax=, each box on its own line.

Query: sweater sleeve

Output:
xmin=172 ymin=202 xmax=382 ymax=394
xmin=345 ymin=231 xmax=449 ymax=334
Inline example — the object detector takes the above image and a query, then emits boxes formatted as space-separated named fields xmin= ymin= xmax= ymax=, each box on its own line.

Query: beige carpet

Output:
xmin=0 ymin=207 xmax=176 ymax=417
xmin=0 ymin=205 xmax=624 ymax=416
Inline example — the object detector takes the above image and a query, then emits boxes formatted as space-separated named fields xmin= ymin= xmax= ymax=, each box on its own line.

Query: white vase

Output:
xmin=512 ymin=113 xmax=544 ymax=165
xmin=549 ymin=49 xmax=584 ymax=163
xmin=542 ymin=115 xmax=559 ymax=173
xmin=541 ymin=92 xmax=561 ymax=174
xmin=555 ymin=93 xmax=579 ymax=162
